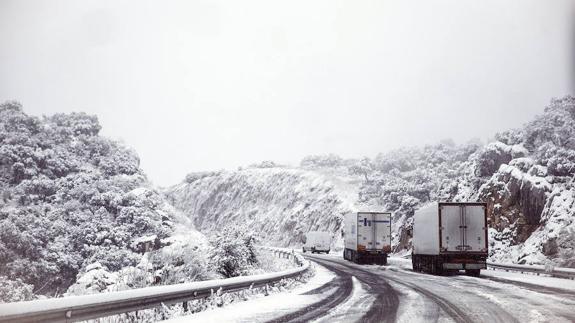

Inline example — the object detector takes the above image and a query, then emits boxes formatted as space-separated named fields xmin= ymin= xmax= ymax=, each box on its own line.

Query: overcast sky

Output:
xmin=1 ymin=0 xmax=574 ymax=186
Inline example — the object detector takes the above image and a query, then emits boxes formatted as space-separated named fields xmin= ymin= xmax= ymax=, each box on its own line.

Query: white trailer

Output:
xmin=343 ymin=212 xmax=391 ymax=265
xmin=412 ymin=202 xmax=488 ymax=276
xmin=302 ymin=231 xmax=332 ymax=254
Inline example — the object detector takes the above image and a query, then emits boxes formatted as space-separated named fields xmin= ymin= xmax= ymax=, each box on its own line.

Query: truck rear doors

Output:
xmin=357 ymin=212 xmax=391 ymax=251
xmin=440 ymin=203 xmax=487 ymax=253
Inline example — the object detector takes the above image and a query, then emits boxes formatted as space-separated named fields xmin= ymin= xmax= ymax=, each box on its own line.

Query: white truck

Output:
xmin=343 ymin=212 xmax=391 ymax=265
xmin=412 ymin=202 xmax=488 ymax=276
xmin=302 ymin=231 xmax=332 ymax=254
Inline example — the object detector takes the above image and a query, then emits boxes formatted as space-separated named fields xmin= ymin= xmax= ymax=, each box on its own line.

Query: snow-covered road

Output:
xmin=304 ymin=254 xmax=575 ymax=323
xmin=170 ymin=253 xmax=575 ymax=323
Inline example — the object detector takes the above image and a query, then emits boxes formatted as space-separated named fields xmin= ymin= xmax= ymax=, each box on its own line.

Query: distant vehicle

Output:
xmin=343 ymin=212 xmax=391 ymax=265
xmin=302 ymin=231 xmax=332 ymax=254
xmin=412 ymin=202 xmax=488 ymax=276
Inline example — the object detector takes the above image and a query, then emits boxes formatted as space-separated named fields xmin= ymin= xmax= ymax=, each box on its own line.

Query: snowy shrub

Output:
xmin=249 ymin=160 xmax=280 ymax=168
xmin=509 ymin=158 xmax=534 ymax=173
xmin=524 ymin=96 xmax=575 ymax=151
xmin=209 ymin=227 xmax=259 ymax=278
xmin=546 ymin=148 xmax=575 ymax=177
xmin=495 ymin=128 xmax=524 ymax=146
xmin=87 ymin=246 xmax=142 ymax=272
xmin=348 ymin=157 xmax=374 ymax=181
xmin=66 ymin=263 xmax=118 ymax=295
xmin=146 ymin=244 xmax=212 ymax=285
xmin=47 ymin=112 xmax=101 ymax=137
xmin=97 ymin=147 xmax=140 ymax=176
xmin=185 ymin=171 xmax=221 ymax=183
xmin=300 ymin=154 xmax=344 ymax=168
xmin=0 ymin=276 xmax=35 ymax=303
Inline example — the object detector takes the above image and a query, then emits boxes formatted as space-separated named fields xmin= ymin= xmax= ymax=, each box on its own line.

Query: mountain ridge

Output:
xmin=168 ymin=96 xmax=575 ymax=267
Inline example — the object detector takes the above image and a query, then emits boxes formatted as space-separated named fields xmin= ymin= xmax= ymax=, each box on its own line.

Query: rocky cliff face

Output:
xmin=453 ymin=96 xmax=575 ymax=266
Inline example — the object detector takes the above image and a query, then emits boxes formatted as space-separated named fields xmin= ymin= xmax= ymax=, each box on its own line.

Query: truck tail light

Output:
xmin=358 ymin=244 xmax=366 ymax=251
xmin=382 ymin=245 xmax=391 ymax=253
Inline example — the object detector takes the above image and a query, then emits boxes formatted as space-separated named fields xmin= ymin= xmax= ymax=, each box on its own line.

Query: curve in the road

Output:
xmin=376 ymin=265 xmax=519 ymax=323
xmin=269 ymin=253 xmax=573 ymax=323
xmin=307 ymin=256 xmax=399 ymax=323
xmin=267 ymin=263 xmax=353 ymax=323
xmin=310 ymin=255 xmax=471 ymax=323
xmin=309 ymin=255 xmax=529 ymax=323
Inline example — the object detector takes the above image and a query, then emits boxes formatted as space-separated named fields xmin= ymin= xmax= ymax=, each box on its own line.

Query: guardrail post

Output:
xmin=183 ymin=301 xmax=188 ymax=312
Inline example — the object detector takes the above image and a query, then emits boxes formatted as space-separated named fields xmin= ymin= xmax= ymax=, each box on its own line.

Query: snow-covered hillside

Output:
xmin=168 ymin=96 xmax=575 ymax=268
xmin=0 ymin=102 xmax=332 ymax=304
xmin=0 ymin=102 xmax=208 ymax=302
xmin=166 ymin=166 xmax=363 ymax=248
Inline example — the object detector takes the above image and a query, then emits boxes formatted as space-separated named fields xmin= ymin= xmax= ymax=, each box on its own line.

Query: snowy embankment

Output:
xmin=166 ymin=262 xmax=334 ymax=323
xmin=166 ymin=167 xmax=362 ymax=249
xmin=0 ymin=249 xmax=311 ymax=322
xmin=388 ymin=257 xmax=575 ymax=290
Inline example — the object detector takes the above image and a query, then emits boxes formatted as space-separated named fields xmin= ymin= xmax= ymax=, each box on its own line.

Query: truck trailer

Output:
xmin=343 ymin=212 xmax=391 ymax=265
xmin=302 ymin=231 xmax=332 ymax=254
xmin=412 ymin=202 xmax=488 ymax=276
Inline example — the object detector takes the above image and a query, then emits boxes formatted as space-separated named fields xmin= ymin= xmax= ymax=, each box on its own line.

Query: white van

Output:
xmin=302 ymin=231 xmax=332 ymax=254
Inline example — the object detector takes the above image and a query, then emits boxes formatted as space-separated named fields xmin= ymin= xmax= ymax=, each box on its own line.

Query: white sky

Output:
xmin=1 ymin=0 xmax=574 ymax=186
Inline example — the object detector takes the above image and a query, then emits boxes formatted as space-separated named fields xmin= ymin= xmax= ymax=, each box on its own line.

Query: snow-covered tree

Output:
xmin=0 ymin=102 xmax=177 ymax=302
xmin=209 ymin=227 xmax=258 ymax=278
xmin=348 ymin=157 xmax=373 ymax=181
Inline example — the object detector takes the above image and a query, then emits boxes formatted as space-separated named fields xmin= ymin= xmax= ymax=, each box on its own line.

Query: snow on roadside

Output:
xmin=379 ymin=258 xmax=575 ymax=323
xmin=481 ymin=268 xmax=575 ymax=291
xmin=388 ymin=256 xmax=575 ymax=292
xmin=166 ymin=263 xmax=335 ymax=323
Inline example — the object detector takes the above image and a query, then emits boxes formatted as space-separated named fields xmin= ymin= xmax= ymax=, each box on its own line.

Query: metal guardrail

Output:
xmin=0 ymin=249 xmax=309 ymax=323
xmin=487 ymin=261 xmax=575 ymax=280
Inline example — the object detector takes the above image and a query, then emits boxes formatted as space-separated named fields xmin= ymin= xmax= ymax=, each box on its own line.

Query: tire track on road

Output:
xmin=267 ymin=262 xmax=352 ymax=323
xmin=343 ymin=264 xmax=471 ymax=323
xmin=305 ymin=255 xmax=399 ymax=323
xmin=379 ymin=267 xmax=520 ymax=323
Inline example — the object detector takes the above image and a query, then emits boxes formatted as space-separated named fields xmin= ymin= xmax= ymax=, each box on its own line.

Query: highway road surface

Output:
xmin=170 ymin=252 xmax=575 ymax=323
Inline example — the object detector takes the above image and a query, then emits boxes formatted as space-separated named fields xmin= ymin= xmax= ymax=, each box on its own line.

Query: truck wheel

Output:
xmin=466 ymin=269 xmax=480 ymax=277
xmin=431 ymin=260 xmax=442 ymax=275
xmin=435 ymin=260 xmax=444 ymax=276
xmin=413 ymin=255 xmax=422 ymax=272
xmin=302 ymin=248 xmax=306 ymax=253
